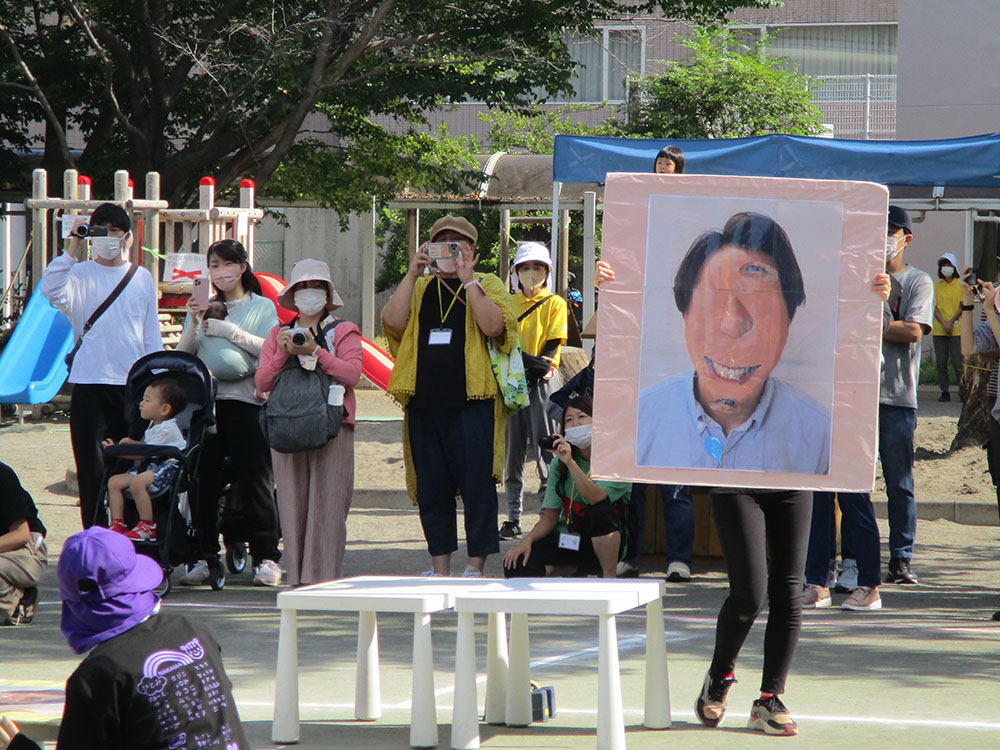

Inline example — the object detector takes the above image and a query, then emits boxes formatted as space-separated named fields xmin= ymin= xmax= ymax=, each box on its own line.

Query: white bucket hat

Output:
xmin=277 ymin=258 xmax=344 ymax=312
xmin=511 ymin=241 xmax=554 ymax=292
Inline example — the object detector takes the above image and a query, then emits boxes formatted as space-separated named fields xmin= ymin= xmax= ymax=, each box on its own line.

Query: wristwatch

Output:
xmin=961 ymin=303 xmax=975 ymax=311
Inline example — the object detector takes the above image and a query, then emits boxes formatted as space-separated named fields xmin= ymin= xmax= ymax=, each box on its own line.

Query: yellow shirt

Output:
xmin=933 ymin=278 xmax=963 ymax=336
xmin=514 ymin=290 xmax=568 ymax=366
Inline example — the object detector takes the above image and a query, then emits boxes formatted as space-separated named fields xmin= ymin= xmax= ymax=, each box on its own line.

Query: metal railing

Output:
xmin=809 ymin=74 xmax=896 ymax=140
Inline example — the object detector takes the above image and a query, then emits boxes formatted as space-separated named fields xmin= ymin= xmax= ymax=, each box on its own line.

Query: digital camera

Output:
xmin=290 ymin=327 xmax=311 ymax=346
xmin=538 ymin=435 xmax=559 ymax=451
xmin=73 ymin=224 xmax=109 ymax=238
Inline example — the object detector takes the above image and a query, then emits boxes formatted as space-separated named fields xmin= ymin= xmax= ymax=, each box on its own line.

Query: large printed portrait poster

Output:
xmin=591 ymin=174 xmax=888 ymax=492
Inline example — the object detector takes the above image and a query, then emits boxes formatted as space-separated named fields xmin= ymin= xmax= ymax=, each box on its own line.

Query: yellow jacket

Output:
xmin=383 ymin=273 xmax=518 ymax=504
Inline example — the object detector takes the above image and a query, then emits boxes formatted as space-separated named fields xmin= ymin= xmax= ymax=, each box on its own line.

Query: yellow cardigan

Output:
xmin=383 ymin=273 xmax=518 ymax=504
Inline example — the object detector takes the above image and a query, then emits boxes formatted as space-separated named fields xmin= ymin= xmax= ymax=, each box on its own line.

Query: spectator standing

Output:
xmin=40 ymin=204 xmax=162 ymax=528
xmin=382 ymin=215 xmax=517 ymax=577
xmin=0 ymin=526 xmax=249 ymax=749
xmin=256 ymin=259 xmax=363 ymax=585
xmin=177 ymin=239 xmax=282 ymax=587
xmin=932 ymin=252 xmax=964 ymax=401
xmin=879 ymin=206 xmax=933 ymax=584
xmin=500 ymin=242 xmax=567 ymax=540
xmin=0 ymin=462 xmax=46 ymax=627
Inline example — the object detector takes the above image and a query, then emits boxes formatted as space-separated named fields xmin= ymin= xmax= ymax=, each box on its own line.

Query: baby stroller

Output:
xmin=98 ymin=351 xmax=215 ymax=596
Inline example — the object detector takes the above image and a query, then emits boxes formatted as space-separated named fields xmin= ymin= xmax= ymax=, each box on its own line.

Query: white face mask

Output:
xmin=941 ymin=265 xmax=956 ymax=278
xmin=886 ymin=236 xmax=903 ymax=262
xmin=294 ymin=288 xmax=328 ymax=316
xmin=436 ymin=258 xmax=457 ymax=274
xmin=563 ymin=424 xmax=592 ymax=449
xmin=90 ymin=236 xmax=123 ymax=261
xmin=518 ymin=268 xmax=547 ymax=292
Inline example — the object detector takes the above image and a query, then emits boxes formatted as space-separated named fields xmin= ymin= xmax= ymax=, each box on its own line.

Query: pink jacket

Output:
xmin=255 ymin=320 xmax=364 ymax=427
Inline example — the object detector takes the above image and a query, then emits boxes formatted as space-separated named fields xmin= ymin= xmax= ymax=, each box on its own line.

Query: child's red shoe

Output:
xmin=125 ymin=520 xmax=157 ymax=542
xmin=109 ymin=519 xmax=129 ymax=535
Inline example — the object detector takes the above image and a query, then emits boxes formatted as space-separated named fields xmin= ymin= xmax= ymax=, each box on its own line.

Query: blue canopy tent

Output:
xmin=550 ymin=132 xmax=1000 ymax=325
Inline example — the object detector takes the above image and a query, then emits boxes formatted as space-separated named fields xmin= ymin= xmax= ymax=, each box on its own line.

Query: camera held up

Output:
xmin=73 ymin=224 xmax=109 ymax=238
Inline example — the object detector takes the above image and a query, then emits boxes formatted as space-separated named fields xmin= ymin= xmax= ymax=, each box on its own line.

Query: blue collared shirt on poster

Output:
xmin=635 ymin=370 xmax=831 ymax=475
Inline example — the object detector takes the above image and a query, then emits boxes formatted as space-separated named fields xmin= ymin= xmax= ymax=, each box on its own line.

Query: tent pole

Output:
xmin=550 ymin=182 xmax=561 ymax=281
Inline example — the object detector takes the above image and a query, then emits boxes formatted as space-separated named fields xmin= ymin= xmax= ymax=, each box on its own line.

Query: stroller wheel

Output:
xmin=154 ymin=567 xmax=173 ymax=598
xmin=208 ymin=558 xmax=226 ymax=591
xmin=226 ymin=542 xmax=248 ymax=574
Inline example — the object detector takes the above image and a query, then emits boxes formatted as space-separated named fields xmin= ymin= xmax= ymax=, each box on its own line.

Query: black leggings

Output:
xmin=709 ymin=490 xmax=812 ymax=695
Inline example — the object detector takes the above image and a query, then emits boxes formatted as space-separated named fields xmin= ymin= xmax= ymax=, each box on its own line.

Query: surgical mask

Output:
xmin=941 ymin=266 xmax=956 ymax=278
xmin=210 ymin=267 xmax=242 ymax=292
xmin=436 ymin=258 xmax=457 ymax=274
xmin=886 ymin=236 xmax=903 ymax=262
xmin=518 ymin=268 xmax=547 ymax=292
xmin=90 ymin=236 xmax=122 ymax=261
xmin=294 ymin=288 xmax=328 ymax=316
xmin=563 ymin=424 xmax=592 ymax=449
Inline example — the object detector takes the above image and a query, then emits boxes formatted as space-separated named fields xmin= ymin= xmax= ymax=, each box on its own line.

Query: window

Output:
xmin=557 ymin=26 xmax=645 ymax=103
xmin=735 ymin=23 xmax=897 ymax=76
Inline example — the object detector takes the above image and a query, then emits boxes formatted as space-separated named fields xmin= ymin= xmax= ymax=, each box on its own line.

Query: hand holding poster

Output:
xmin=591 ymin=174 xmax=888 ymax=492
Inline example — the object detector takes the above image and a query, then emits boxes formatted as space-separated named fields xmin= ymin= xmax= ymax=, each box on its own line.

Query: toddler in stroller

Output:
xmin=99 ymin=351 xmax=215 ymax=595
xmin=104 ymin=378 xmax=188 ymax=541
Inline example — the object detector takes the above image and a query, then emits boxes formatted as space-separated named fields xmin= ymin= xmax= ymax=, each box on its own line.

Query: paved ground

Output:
xmin=1 ymin=389 xmax=999 ymax=749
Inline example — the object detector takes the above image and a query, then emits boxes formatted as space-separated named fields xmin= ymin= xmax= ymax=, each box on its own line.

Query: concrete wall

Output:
xmin=255 ymin=204 xmax=374 ymax=332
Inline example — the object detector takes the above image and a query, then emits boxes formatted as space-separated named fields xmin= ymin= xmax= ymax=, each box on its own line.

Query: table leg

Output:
xmin=484 ymin=612 xmax=508 ymax=725
xmin=597 ymin=614 xmax=626 ymax=750
xmin=355 ymin=610 xmax=381 ymax=720
xmin=643 ymin=597 xmax=671 ymax=729
xmin=505 ymin=612 xmax=532 ymax=727
xmin=451 ymin=611 xmax=480 ymax=749
xmin=272 ymin=608 xmax=300 ymax=744
xmin=410 ymin=612 xmax=438 ymax=748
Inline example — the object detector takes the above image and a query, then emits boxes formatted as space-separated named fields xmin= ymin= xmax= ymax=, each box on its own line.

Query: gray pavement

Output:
xmin=1 ymin=389 xmax=999 ymax=748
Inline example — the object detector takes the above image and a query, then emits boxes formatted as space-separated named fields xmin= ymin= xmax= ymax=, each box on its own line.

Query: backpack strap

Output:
xmin=517 ymin=294 xmax=554 ymax=323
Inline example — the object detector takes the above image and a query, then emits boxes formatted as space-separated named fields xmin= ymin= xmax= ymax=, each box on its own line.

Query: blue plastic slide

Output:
xmin=0 ymin=291 xmax=73 ymax=404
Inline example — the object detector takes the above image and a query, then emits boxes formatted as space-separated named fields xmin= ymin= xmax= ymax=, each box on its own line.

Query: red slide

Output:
xmin=255 ymin=272 xmax=394 ymax=391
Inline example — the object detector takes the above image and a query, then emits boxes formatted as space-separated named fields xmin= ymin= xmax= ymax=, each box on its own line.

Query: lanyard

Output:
xmin=437 ymin=278 xmax=461 ymax=324
xmin=561 ymin=469 xmax=590 ymax=531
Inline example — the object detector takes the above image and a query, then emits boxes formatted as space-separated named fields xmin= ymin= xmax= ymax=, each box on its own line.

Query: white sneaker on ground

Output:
xmin=666 ymin=561 xmax=691 ymax=582
xmin=461 ymin=565 xmax=483 ymax=578
xmin=179 ymin=560 xmax=210 ymax=586
xmin=835 ymin=558 xmax=858 ymax=593
xmin=253 ymin=559 xmax=283 ymax=586
xmin=421 ymin=569 xmax=448 ymax=577
xmin=842 ymin=585 xmax=882 ymax=611
xmin=616 ymin=561 xmax=639 ymax=577
xmin=802 ymin=584 xmax=832 ymax=609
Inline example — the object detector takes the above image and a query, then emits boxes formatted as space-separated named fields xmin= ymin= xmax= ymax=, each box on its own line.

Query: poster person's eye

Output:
xmin=741 ymin=262 xmax=774 ymax=278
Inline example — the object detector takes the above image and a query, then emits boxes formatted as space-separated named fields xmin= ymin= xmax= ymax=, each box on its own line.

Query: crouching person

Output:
xmin=0 ymin=527 xmax=248 ymax=750
xmin=503 ymin=393 xmax=631 ymax=579
xmin=0 ymin=462 xmax=46 ymax=627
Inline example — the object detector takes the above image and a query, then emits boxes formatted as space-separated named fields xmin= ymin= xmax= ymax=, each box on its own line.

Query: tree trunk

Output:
xmin=950 ymin=353 xmax=994 ymax=451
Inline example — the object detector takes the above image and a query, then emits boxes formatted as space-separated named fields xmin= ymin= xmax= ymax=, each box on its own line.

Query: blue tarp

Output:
xmin=553 ymin=132 xmax=1000 ymax=187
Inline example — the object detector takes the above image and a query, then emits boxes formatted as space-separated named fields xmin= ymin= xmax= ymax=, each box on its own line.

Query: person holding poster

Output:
xmin=636 ymin=211 xmax=831 ymax=475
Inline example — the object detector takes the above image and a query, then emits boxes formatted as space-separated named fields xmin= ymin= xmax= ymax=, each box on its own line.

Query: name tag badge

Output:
xmin=558 ymin=532 xmax=581 ymax=551
xmin=428 ymin=328 xmax=453 ymax=345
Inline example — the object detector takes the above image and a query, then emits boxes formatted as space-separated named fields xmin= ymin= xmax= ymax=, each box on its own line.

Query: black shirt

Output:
xmin=57 ymin=612 xmax=249 ymax=750
xmin=410 ymin=276 xmax=469 ymax=410
xmin=0 ymin=461 xmax=45 ymax=536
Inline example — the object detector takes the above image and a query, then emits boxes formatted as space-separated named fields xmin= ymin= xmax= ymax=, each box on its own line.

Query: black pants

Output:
xmin=408 ymin=400 xmax=500 ymax=559
xmin=709 ymin=490 xmax=812 ymax=695
xmin=70 ymin=384 xmax=130 ymax=528
xmin=196 ymin=400 xmax=280 ymax=563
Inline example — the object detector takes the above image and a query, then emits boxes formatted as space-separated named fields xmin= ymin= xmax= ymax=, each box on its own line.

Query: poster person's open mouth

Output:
xmin=704 ymin=356 xmax=761 ymax=385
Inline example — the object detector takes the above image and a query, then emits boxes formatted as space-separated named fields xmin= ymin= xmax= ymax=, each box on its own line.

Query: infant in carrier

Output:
xmin=103 ymin=379 xmax=187 ymax=542
xmin=203 ymin=298 xmax=228 ymax=321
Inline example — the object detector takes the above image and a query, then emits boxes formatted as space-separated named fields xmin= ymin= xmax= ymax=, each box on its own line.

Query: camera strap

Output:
xmin=517 ymin=294 xmax=554 ymax=323
xmin=65 ymin=263 xmax=138 ymax=372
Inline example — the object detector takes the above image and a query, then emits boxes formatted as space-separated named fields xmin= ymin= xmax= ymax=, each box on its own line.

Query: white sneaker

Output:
xmin=253 ymin=559 xmax=283 ymax=586
xmin=835 ymin=558 xmax=858 ymax=593
xmin=460 ymin=565 xmax=483 ymax=578
xmin=616 ymin=561 xmax=639 ymax=577
xmin=179 ymin=560 xmax=210 ymax=586
xmin=666 ymin=561 xmax=691 ymax=582
xmin=421 ymin=569 xmax=448 ymax=577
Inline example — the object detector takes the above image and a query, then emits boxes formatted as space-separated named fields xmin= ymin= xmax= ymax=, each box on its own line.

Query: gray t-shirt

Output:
xmin=880 ymin=265 xmax=934 ymax=408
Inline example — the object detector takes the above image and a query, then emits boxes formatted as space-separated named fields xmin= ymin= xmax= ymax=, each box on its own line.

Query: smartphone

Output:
xmin=426 ymin=241 xmax=460 ymax=260
xmin=192 ymin=276 xmax=210 ymax=308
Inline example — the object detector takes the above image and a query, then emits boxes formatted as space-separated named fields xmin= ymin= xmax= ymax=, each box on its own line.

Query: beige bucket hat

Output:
xmin=277 ymin=258 xmax=344 ymax=312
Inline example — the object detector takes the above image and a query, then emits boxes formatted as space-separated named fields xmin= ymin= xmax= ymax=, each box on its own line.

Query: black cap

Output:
xmin=888 ymin=205 xmax=913 ymax=235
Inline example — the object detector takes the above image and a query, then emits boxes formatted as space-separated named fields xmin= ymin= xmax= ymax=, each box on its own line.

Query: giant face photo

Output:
xmin=591 ymin=175 xmax=888 ymax=493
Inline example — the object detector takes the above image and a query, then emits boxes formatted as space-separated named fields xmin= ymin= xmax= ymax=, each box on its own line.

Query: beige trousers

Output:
xmin=0 ymin=534 xmax=47 ymax=615
xmin=271 ymin=426 xmax=355 ymax=586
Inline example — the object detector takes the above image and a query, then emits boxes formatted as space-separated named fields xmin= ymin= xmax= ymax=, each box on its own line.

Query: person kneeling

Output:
xmin=503 ymin=394 xmax=631 ymax=578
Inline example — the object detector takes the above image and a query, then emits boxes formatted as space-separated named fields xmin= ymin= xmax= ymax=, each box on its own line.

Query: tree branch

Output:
xmin=0 ymin=21 xmax=74 ymax=165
